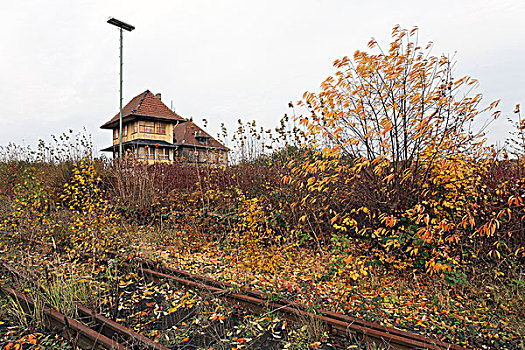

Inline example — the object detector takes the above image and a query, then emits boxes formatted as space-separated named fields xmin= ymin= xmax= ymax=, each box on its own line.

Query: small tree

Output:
xmin=300 ymin=24 xmax=499 ymax=181
xmin=60 ymin=158 xmax=118 ymax=259
xmin=290 ymin=26 xmax=502 ymax=276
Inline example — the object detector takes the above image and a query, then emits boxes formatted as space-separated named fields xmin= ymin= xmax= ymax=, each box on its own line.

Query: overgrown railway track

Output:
xmin=112 ymin=250 xmax=468 ymax=350
xmin=9 ymin=236 xmax=469 ymax=349
xmin=0 ymin=284 xmax=129 ymax=350
xmin=0 ymin=258 xmax=169 ymax=350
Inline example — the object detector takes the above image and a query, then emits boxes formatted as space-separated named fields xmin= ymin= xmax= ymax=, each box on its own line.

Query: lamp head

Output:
xmin=107 ymin=17 xmax=135 ymax=31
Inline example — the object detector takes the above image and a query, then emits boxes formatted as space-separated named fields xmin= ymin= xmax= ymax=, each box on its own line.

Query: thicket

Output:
xmin=0 ymin=26 xmax=524 ymax=283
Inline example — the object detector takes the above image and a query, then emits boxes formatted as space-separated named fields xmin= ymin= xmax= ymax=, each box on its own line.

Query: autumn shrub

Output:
xmin=106 ymin=160 xmax=223 ymax=225
xmin=0 ymin=132 xmax=111 ymax=251
xmin=103 ymin=153 xmax=289 ymax=228
xmin=0 ymin=129 xmax=96 ymax=207
xmin=58 ymin=158 xmax=119 ymax=256
xmin=0 ymin=161 xmax=29 ymax=198
xmin=1 ymin=166 xmax=53 ymax=240
xmin=98 ymin=147 xmax=310 ymax=273
xmin=469 ymin=158 xmax=525 ymax=263
xmin=227 ymin=190 xmax=289 ymax=273
xmin=287 ymin=25 xmax=523 ymax=279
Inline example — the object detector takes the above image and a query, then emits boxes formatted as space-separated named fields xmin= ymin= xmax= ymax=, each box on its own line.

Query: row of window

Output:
xmin=137 ymin=147 xmax=169 ymax=160
xmin=114 ymin=121 xmax=167 ymax=139
xmin=138 ymin=121 xmax=166 ymax=134
xmin=118 ymin=147 xmax=225 ymax=163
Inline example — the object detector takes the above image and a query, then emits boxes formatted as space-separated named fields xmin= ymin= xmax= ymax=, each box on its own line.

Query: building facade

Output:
xmin=100 ymin=90 xmax=228 ymax=165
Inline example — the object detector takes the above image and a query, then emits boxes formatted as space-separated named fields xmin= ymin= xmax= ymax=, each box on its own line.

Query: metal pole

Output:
xmin=119 ymin=27 xmax=123 ymax=158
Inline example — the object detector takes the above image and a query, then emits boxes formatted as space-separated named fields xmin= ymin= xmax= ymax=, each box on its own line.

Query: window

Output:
xmin=123 ymin=124 xmax=128 ymax=137
xmin=138 ymin=121 xmax=165 ymax=134
xmin=156 ymin=148 xmax=169 ymax=160
xmin=196 ymin=136 xmax=209 ymax=145
xmin=139 ymin=121 xmax=155 ymax=133
xmin=155 ymin=122 xmax=166 ymax=134
xmin=133 ymin=122 xmax=138 ymax=133
xmin=138 ymin=146 xmax=154 ymax=159
xmin=113 ymin=129 xmax=119 ymax=140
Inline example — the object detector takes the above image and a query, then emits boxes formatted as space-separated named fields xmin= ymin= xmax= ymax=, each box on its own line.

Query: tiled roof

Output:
xmin=101 ymin=90 xmax=185 ymax=129
xmin=173 ymin=121 xmax=228 ymax=151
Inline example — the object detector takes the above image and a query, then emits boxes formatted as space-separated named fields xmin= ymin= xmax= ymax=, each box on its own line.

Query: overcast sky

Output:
xmin=1 ymin=0 xmax=524 ymax=154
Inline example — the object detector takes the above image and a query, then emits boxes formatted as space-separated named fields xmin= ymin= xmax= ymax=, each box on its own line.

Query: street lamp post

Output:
xmin=107 ymin=17 xmax=135 ymax=159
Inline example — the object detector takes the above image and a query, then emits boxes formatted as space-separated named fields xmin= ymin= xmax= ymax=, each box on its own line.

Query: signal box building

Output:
xmin=100 ymin=90 xmax=228 ymax=165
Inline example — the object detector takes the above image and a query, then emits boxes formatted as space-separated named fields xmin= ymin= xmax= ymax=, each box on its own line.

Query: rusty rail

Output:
xmin=0 ymin=258 xmax=169 ymax=350
xmin=115 ymin=251 xmax=468 ymax=350
xmin=137 ymin=257 xmax=452 ymax=347
xmin=0 ymin=285 xmax=128 ymax=350
xmin=14 ymin=236 xmax=468 ymax=349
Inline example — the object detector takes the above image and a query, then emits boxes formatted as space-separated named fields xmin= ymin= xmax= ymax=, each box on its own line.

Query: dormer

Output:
xmin=195 ymin=132 xmax=210 ymax=145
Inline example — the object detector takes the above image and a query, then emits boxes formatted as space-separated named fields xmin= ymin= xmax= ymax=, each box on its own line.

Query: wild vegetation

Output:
xmin=0 ymin=26 xmax=524 ymax=349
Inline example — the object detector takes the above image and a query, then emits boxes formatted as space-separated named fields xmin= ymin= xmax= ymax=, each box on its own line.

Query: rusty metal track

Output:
xmin=0 ymin=258 xmax=169 ymax=350
xmin=14 ymin=236 xmax=468 ymax=349
xmin=135 ymin=257 xmax=451 ymax=348
xmin=0 ymin=285 xmax=128 ymax=350
xmin=114 ymin=251 xmax=468 ymax=350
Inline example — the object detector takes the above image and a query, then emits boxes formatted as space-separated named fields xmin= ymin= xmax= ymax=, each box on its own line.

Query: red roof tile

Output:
xmin=101 ymin=90 xmax=185 ymax=128
xmin=173 ymin=121 xmax=228 ymax=151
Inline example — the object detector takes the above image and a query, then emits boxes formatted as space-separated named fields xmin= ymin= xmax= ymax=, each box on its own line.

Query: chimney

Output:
xmin=155 ymin=93 xmax=161 ymax=100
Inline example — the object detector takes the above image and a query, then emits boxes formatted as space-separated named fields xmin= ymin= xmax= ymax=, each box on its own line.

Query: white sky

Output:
xmin=1 ymin=0 xmax=524 ymax=153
